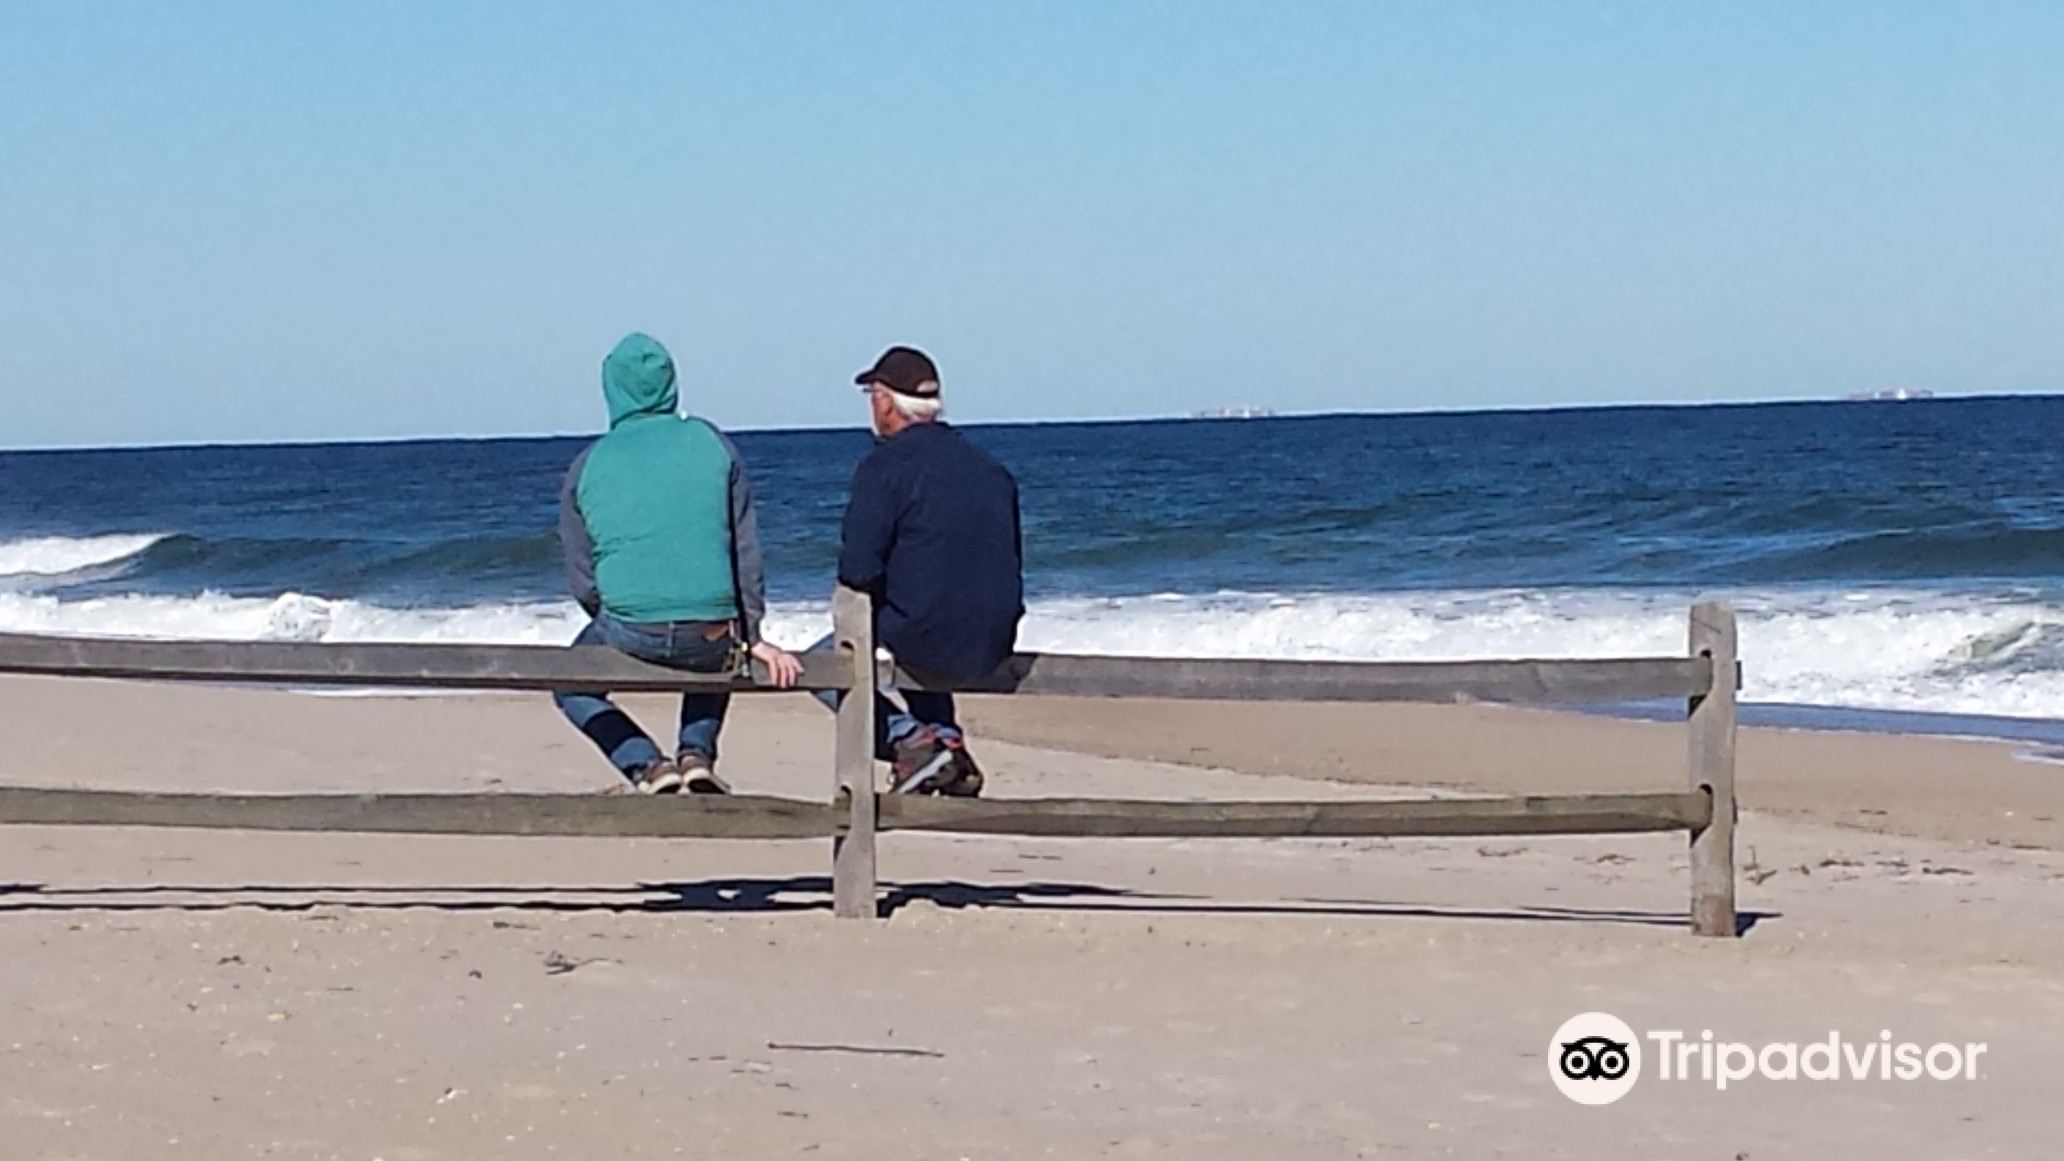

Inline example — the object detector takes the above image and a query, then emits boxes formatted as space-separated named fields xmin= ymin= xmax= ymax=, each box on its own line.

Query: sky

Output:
xmin=2 ymin=1 xmax=2061 ymax=448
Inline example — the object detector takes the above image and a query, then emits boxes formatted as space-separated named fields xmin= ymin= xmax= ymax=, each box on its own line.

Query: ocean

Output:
xmin=5 ymin=397 xmax=2063 ymax=737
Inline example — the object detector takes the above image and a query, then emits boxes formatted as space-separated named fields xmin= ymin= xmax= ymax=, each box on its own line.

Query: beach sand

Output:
xmin=1 ymin=674 xmax=2060 ymax=1159
xmin=964 ymin=697 xmax=2064 ymax=852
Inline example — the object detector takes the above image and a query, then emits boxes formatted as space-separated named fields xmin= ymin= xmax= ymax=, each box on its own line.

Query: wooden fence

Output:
xmin=0 ymin=590 xmax=1741 ymax=936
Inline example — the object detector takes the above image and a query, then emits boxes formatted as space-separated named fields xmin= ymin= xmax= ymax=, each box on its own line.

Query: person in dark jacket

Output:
xmin=555 ymin=332 xmax=802 ymax=795
xmin=825 ymin=345 xmax=1024 ymax=795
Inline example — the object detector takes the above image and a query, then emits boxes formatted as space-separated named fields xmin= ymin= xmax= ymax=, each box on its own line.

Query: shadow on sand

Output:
xmin=0 ymin=877 xmax=1773 ymax=934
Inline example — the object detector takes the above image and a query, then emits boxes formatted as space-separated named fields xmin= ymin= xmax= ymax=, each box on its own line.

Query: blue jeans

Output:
xmin=554 ymin=614 xmax=736 ymax=780
xmin=807 ymin=632 xmax=961 ymax=760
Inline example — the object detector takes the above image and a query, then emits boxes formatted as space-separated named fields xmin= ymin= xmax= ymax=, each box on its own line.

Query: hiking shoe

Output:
xmin=936 ymin=742 xmax=985 ymax=798
xmin=632 ymin=758 xmax=685 ymax=796
xmin=890 ymin=728 xmax=959 ymax=795
xmin=677 ymin=751 xmax=732 ymax=796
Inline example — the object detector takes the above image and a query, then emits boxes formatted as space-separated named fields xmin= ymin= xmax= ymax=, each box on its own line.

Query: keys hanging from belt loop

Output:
xmin=727 ymin=625 xmax=752 ymax=680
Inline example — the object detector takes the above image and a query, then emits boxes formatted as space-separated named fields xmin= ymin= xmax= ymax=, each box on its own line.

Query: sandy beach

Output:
xmin=2 ymin=674 xmax=2061 ymax=1159
xmin=965 ymin=697 xmax=2064 ymax=852
xmin=12 ymin=2 xmax=2064 ymax=1157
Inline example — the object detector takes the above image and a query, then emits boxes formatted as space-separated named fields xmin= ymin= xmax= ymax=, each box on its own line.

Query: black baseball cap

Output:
xmin=854 ymin=346 xmax=940 ymax=398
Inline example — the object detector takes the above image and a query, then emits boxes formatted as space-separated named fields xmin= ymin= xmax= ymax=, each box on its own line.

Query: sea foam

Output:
xmin=0 ymin=534 xmax=170 ymax=580
xmin=4 ymin=585 xmax=2062 ymax=721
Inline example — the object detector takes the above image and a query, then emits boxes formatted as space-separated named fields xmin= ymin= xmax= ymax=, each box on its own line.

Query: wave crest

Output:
xmin=6 ymin=586 xmax=2064 ymax=721
xmin=0 ymin=534 xmax=171 ymax=581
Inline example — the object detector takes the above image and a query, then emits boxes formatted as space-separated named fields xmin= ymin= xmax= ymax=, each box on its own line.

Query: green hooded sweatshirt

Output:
xmin=563 ymin=333 xmax=740 ymax=626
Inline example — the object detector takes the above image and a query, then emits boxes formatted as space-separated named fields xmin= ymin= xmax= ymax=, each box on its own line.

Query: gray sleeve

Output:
xmin=1012 ymin=479 xmax=1027 ymax=619
xmin=558 ymin=446 xmax=601 ymax=617
xmin=716 ymin=429 xmax=769 ymax=644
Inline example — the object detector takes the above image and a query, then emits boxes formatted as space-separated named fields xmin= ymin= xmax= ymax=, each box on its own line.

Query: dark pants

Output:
xmin=554 ymin=614 xmax=736 ymax=780
xmin=807 ymin=632 xmax=961 ymax=760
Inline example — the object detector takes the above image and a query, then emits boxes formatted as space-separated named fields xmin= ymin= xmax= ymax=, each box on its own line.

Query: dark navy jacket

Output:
xmin=838 ymin=423 xmax=1024 ymax=679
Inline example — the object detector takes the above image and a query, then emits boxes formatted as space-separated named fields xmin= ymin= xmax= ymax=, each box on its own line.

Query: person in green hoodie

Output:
xmin=554 ymin=333 xmax=802 ymax=794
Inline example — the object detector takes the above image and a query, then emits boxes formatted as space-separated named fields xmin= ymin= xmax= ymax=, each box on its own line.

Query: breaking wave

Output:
xmin=0 ymin=533 xmax=172 ymax=583
xmin=5 ymin=585 xmax=2064 ymax=721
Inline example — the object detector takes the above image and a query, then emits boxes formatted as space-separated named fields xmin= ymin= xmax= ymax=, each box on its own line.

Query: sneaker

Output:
xmin=889 ymin=728 xmax=958 ymax=795
xmin=632 ymin=758 xmax=685 ymax=796
xmin=936 ymin=741 xmax=985 ymax=798
xmin=677 ymin=751 xmax=732 ymax=796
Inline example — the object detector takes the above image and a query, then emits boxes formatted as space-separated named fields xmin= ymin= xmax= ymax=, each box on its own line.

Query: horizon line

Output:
xmin=4 ymin=389 xmax=2057 ymax=455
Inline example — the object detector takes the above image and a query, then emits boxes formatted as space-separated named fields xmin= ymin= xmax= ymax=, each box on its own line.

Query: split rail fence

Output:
xmin=0 ymin=590 xmax=1741 ymax=936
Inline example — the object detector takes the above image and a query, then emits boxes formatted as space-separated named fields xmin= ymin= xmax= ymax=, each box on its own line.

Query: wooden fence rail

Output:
xmin=0 ymin=787 xmax=1709 ymax=840
xmin=0 ymin=787 xmax=839 ymax=840
xmin=0 ymin=594 xmax=1741 ymax=936
xmin=0 ymin=633 xmax=1717 ymax=704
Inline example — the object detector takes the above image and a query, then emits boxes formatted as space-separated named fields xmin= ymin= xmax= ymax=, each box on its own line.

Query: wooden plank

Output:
xmin=901 ymin=653 xmax=1713 ymax=704
xmin=0 ymin=633 xmax=855 ymax=693
xmin=1687 ymin=602 xmax=1740 ymax=938
xmin=831 ymin=587 xmax=879 ymax=919
xmin=0 ymin=787 xmax=835 ymax=839
xmin=0 ymin=786 xmax=1709 ymax=841
xmin=0 ymin=633 xmax=1708 ymax=705
xmin=877 ymin=791 xmax=1711 ymax=838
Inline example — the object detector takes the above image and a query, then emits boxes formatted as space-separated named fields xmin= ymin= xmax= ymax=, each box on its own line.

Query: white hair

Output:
xmin=887 ymin=387 xmax=945 ymax=423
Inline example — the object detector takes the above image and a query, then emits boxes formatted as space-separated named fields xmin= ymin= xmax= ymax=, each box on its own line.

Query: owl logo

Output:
xmin=1559 ymin=1035 xmax=1633 ymax=1082
xmin=1548 ymin=1013 xmax=1642 ymax=1104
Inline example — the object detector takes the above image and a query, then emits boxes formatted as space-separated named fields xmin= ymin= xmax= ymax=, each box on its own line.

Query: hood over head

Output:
xmin=602 ymin=333 xmax=678 ymax=426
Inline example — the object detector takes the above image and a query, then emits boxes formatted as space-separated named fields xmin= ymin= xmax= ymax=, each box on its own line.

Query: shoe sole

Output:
xmin=637 ymin=771 xmax=686 ymax=795
xmin=684 ymin=772 xmax=732 ymax=795
xmin=893 ymin=749 xmax=959 ymax=795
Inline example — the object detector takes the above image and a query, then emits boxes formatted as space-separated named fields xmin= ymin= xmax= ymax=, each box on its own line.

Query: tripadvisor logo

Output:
xmin=1549 ymin=1012 xmax=1988 ymax=1105
xmin=1551 ymin=1013 xmax=1641 ymax=1105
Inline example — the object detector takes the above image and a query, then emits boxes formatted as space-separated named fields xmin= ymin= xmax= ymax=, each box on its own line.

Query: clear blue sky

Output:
xmin=3 ymin=1 xmax=2060 ymax=447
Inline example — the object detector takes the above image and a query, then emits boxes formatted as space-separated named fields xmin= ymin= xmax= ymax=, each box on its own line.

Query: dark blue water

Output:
xmin=5 ymin=397 xmax=2063 ymax=724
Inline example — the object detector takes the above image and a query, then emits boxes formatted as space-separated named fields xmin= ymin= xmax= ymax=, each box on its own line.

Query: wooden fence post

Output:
xmin=1687 ymin=602 xmax=1739 ymax=937
xmin=831 ymin=585 xmax=879 ymax=919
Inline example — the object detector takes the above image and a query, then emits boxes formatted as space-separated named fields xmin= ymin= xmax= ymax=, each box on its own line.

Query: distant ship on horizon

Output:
xmin=1845 ymin=387 xmax=1936 ymax=402
xmin=1189 ymin=405 xmax=1278 ymax=420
